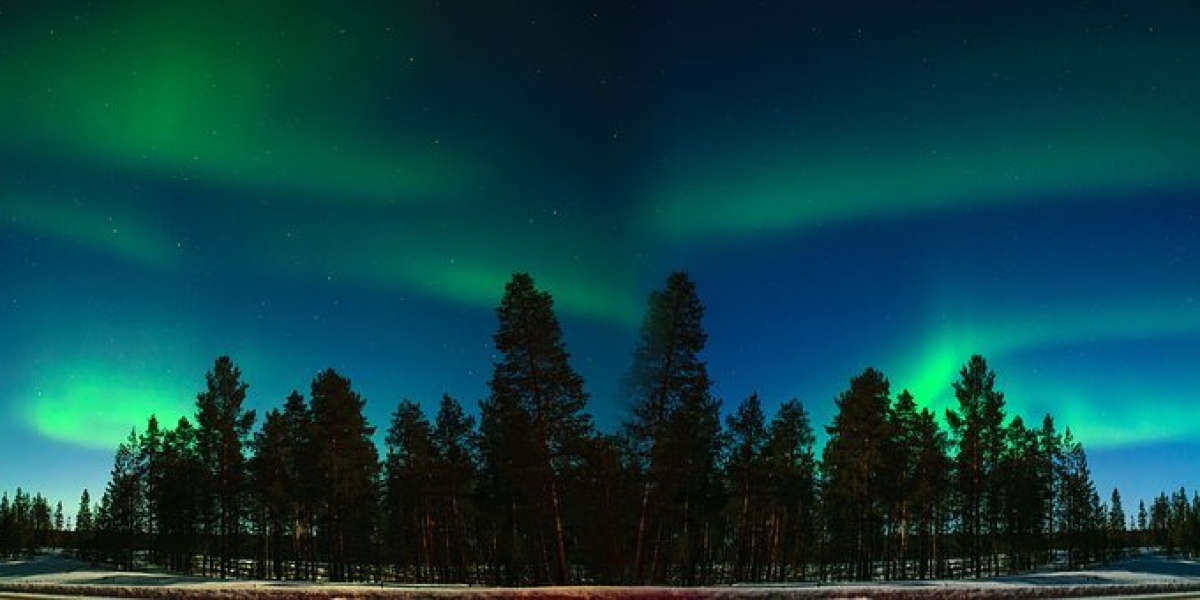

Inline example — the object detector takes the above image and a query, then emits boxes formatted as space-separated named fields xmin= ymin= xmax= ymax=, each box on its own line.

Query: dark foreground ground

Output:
xmin=5 ymin=552 xmax=1200 ymax=598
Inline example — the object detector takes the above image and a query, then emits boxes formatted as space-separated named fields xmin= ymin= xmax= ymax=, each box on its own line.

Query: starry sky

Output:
xmin=2 ymin=1 xmax=1199 ymax=515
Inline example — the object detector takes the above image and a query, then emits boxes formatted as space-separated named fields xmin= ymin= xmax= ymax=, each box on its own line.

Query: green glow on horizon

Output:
xmin=22 ymin=364 xmax=192 ymax=450
xmin=892 ymin=298 xmax=1200 ymax=448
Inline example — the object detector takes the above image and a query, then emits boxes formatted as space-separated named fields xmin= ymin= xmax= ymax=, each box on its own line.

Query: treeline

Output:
xmin=52 ymin=272 xmax=1177 ymax=584
xmin=0 ymin=489 xmax=65 ymax=558
xmin=1141 ymin=488 xmax=1200 ymax=557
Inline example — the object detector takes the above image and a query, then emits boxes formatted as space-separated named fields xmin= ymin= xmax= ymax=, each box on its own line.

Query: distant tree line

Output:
xmin=22 ymin=271 xmax=1199 ymax=584
xmin=0 ymin=489 xmax=63 ymax=558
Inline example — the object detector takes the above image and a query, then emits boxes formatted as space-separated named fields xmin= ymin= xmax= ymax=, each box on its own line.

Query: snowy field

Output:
xmin=5 ymin=552 xmax=1200 ymax=598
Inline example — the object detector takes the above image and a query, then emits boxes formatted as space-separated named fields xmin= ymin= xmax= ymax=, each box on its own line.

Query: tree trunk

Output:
xmin=633 ymin=483 xmax=650 ymax=583
xmin=549 ymin=477 xmax=569 ymax=584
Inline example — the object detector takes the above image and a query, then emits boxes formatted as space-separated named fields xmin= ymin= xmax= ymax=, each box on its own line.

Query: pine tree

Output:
xmin=1058 ymin=428 xmax=1100 ymax=567
xmin=105 ymin=429 xmax=143 ymax=569
xmin=911 ymin=407 xmax=950 ymax=578
xmin=998 ymin=416 xmax=1044 ymax=572
xmin=31 ymin=493 xmax=51 ymax=551
xmin=621 ymin=271 xmax=718 ymax=584
xmin=481 ymin=272 xmax=593 ymax=585
xmin=822 ymin=367 xmax=894 ymax=581
xmin=75 ymin=489 xmax=93 ymax=558
xmin=1036 ymin=414 xmax=1063 ymax=563
xmin=383 ymin=399 xmax=437 ymax=579
xmin=1137 ymin=500 xmax=1148 ymax=547
xmin=725 ymin=393 xmax=768 ymax=582
xmin=138 ymin=415 xmax=165 ymax=563
xmin=430 ymin=394 xmax=477 ymax=582
xmin=280 ymin=391 xmax=316 ymax=580
xmin=887 ymin=390 xmax=921 ymax=579
xmin=571 ymin=433 xmax=631 ymax=584
xmin=53 ymin=501 xmax=64 ymax=546
xmin=762 ymin=398 xmax=817 ymax=581
xmin=0 ymin=493 xmax=10 ymax=559
xmin=1108 ymin=488 xmax=1127 ymax=558
xmin=158 ymin=417 xmax=203 ymax=573
xmin=477 ymin=380 xmax=534 ymax=585
xmin=945 ymin=354 xmax=1007 ymax=576
xmin=194 ymin=356 xmax=256 ymax=577
xmin=308 ymin=369 xmax=379 ymax=582
xmin=250 ymin=408 xmax=292 ymax=579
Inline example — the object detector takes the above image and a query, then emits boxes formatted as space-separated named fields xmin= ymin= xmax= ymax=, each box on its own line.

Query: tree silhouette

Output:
xmin=762 ymin=398 xmax=818 ymax=581
xmin=383 ymin=399 xmax=437 ymax=578
xmin=480 ymin=272 xmax=593 ymax=585
xmin=622 ymin=271 xmax=719 ymax=584
xmin=725 ymin=393 xmax=768 ymax=582
xmin=250 ymin=408 xmax=292 ymax=579
xmin=430 ymin=394 xmax=478 ymax=582
xmin=945 ymin=354 xmax=1007 ymax=576
xmin=194 ymin=356 xmax=255 ymax=578
xmin=822 ymin=368 xmax=894 ymax=581
xmin=308 ymin=369 xmax=379 ymax=582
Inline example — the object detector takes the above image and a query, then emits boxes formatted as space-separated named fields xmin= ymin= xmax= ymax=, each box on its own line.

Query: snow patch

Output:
xmin=6 ymin=552 xmax=1200 ymax=598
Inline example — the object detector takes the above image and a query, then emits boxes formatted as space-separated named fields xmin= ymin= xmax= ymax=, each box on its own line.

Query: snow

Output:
xmin=4 ymin=551 xmax=1200 ymax=598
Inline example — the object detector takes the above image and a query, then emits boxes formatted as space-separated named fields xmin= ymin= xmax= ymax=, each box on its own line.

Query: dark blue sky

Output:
xmin=2 ymin=1 xmax=1199 ymax=513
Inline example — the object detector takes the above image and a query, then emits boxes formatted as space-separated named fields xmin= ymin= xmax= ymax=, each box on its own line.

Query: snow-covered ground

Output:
xmin=4 ymin=551 xmax=1200 ymax=598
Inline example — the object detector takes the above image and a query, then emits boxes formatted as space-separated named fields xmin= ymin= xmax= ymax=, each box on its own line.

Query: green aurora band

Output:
xmin=645 ymin=23 xmax=1200 ymax=240
xmin=1 ymin=3 xmax=477 ymax=204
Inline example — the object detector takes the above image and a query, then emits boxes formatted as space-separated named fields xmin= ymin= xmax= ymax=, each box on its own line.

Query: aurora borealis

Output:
xmin=2 ymin=2 xmax=1199 ymax=512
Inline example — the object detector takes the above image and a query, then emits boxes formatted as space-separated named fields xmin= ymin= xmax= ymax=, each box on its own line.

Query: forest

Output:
xmin=3 ymin=272 xmax=1200 ymax=586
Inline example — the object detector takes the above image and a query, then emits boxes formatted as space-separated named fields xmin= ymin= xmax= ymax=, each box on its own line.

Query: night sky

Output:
xmin=3 ymin=2 xmax=1199 ymax=515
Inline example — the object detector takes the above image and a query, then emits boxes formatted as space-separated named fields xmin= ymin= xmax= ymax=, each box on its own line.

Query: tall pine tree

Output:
xmin=822 ymin=367 xmax=894 ymax=581
xmin=383 ymin=399 xmax=437 ymax=579
xmin=622 ymin=271 xmax=720 ymax=584
xmin=308 ymin=369 xmax=379 ymax=582
xmin=194 ymin=356 xmax=256 ymax=578
xmin=945 ymin=354 xmax=1007 ymax=576
xmin=480 ymin=272 xmax=593 ymax=585
xmin=762 ymin=398 xmax=818 ymax=581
